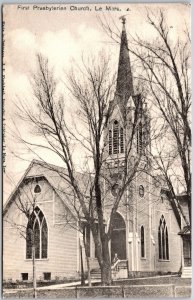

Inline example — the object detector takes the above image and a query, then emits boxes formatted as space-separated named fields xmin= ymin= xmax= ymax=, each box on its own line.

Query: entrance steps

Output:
xmin=91 ymin=260 xmax=128 ymax=280
xmin=181 ymin=266 xmax=192 ymax=278
xmin=112 ymin=260 xmax=128 ymax=279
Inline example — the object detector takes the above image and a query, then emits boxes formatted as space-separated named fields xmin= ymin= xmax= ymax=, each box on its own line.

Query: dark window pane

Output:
xmin=34 ymin=220 xmax=40 ymax=259
xmin=162 ymin=227 xmax=165 ymax=259
xmin=44 ymin=272 xmax=51 ymax=280
xmin=141 ymin=226 xmax=145 ymax=258
xmin=34 ymin=185 xmax=41 ymax=194
xmin=38 ymin=210 xmax=44 ymax=224
xmin=35 ymin=207 xmax=40 ymax=214
xmin=166 ymin=228 xmax=169 ymax=260
xmin=21 ymin=273 xmax=28 ymax=281
xmin=41 ymin=218 xmax=48 ymax=259
xmin=158 ymin=227 xmax=162 ymax=259
xmin=158 ymin=215 xmax=169 ymax=260
xmin=26 ymin=226 xmax=32 ymax=259
xmin=139 ymin=185 xmax=144 ymax=197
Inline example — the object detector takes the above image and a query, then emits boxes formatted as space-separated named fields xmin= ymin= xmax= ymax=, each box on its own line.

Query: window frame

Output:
xmin=158 ymin=215 xmax=169 ymax=261
xmin=140 ymin=225 xmax=146 ymax=259
xmin=21 ymin=273 xmax=28 ymax=281
xmin=26 ymin=206 xmax=48 ymax=260
xmin=43 ymin=272 xmax=51 ymax=281
xmin=34 ymin=184 xmax=41 ymax=194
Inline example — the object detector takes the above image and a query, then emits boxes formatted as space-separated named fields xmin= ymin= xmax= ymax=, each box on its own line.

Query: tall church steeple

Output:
xmin=115 ymin=17 xmax=134 ymax=106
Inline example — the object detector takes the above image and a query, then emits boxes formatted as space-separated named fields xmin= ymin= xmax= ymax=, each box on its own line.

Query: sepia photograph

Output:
xmin=2 ymin=3 xmax=191 ymax=298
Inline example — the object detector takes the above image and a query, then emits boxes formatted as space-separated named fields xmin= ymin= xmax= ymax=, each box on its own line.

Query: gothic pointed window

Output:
xmin=108 ymin=120 xmax=124 ymax=155
xmin=26 ymin=207 xmax=48 ymax=259
xmin=141 ymin=225 xmax=145 ymax=258
xmin=34 ymin=184 xmax=41 ymax=194
xmin=158 ymin=215 xmax=169 ymax=260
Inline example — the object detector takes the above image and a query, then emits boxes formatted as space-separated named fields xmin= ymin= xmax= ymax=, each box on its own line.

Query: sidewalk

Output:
xmin=3 ymin=279 xmax=101 ymax=293
xmin=38 ymin=279 xmax=101 ymax=290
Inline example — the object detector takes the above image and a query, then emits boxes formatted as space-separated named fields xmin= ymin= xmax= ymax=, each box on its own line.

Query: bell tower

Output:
xmin=104 ymin=18 xmax=152 ymax=270
xmin=105 ymin=17 xmax=151 ymax=170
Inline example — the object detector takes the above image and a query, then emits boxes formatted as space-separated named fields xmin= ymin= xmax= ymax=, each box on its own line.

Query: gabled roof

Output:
xmin=159 ymin=188 xmax=181 ymax=228
xmin=3 ymin=159 xmax=92 ymax=218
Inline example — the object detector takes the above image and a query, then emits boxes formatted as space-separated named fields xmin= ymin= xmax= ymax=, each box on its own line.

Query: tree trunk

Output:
xmin=100 ymin=236 xmax=112 ymax=286
xmin=80 ymin=244 xmax=85 ymax=286
xmin=101 ymin=260 xmax=112 ymax=286
xmin=32 ymin=246 xmax=37 ymax=298
xmin=86 ymin=255 xmax=91 ymax=287
xmin=82 ymin=231 xmax=91 ymax=287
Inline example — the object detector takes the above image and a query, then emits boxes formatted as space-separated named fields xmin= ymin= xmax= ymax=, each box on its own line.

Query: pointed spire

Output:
xmin=115 ymin=17 xmax=134 ymax=105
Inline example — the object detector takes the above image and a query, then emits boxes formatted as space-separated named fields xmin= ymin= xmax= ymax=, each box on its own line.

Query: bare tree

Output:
xmin=3 ymin=179 xmax=39 ymax=298
xmin=13 ymin=51 xmax=146 ymax=285
xmin=133 ymin=11 xmax=191 ymax=226
xmin=101 ymin=10 xmax=191 ymax=226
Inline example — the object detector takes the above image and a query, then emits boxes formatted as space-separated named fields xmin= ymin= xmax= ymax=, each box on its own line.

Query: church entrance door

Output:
xmin=111 ymin=212 xmax=126 ymax=261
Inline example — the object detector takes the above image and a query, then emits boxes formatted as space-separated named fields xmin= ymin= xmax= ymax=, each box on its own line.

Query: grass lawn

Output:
xmin=114 ymin=275 xmax=191 ymax=286
xmin=3 ymin=276 xmax=191 ymax=298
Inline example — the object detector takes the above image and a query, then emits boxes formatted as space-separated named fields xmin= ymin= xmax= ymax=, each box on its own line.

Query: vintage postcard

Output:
xmin=2 ymin=3 xmax=191 ymax=298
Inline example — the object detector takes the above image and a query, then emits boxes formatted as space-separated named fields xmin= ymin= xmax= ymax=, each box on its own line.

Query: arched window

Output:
xmin=34 ymin=184 xmax=41 ymax=194
xmin=158 ymin=215 xmax=169 ymax=260
xmin=108 ymin=120 xmax=124 ymax=155
xmin=141 ymin=226 xmax=145 ymax=258
xmin=26 ymin=207 xmax=48 ymax=259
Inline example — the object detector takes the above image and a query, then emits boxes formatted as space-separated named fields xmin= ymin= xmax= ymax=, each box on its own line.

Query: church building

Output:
xmin=3 ymin=20 xmax=186 ymax=282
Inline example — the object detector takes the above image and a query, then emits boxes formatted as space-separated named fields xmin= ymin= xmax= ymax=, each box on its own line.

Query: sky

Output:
xmin=3 ymin=3 xmax=191 ymax=201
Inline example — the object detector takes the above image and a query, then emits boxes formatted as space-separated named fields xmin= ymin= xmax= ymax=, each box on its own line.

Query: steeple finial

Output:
xmin=115 ymin=17 xmax=134 ymax=107
xmin=121 ymin=16 xmax=126 ymax=25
